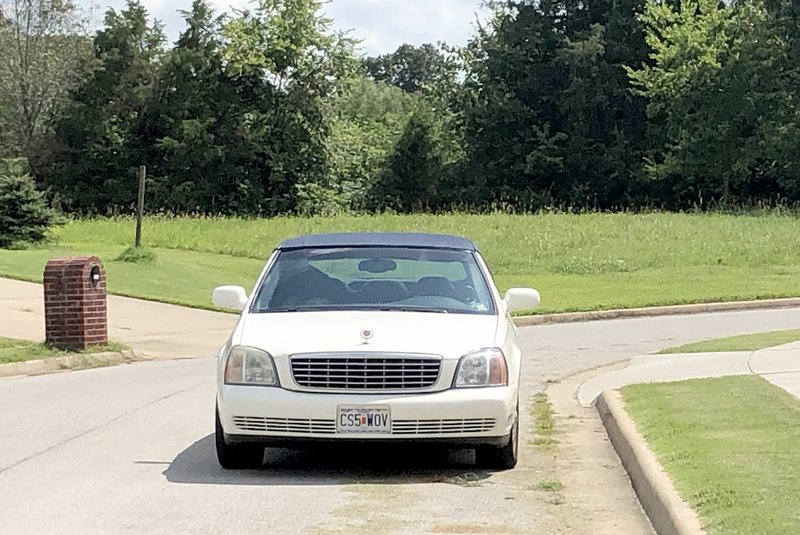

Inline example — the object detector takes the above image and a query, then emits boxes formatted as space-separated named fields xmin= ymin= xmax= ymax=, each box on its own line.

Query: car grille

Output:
xmin=233 ymin=416 xmax=336 ymax=434
xmin=392 ymin=418 xmax=496 ymax=435
xmin=290 ymin=353 xmax=442 ymax=391
xmin=232 ymin=416 xmax=496 ymax=435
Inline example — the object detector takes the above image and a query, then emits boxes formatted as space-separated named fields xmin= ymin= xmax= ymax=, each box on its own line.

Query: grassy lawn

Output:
xmin=1 ymin=212 xmax=800 ymax=313
xmin=0 ymin=337 xmax=127 ymax=364
xmin=659 ymin=328 xmax=800 ymax=354
xmin=622 ymin=376 xmax=800 ymax=534
xmin=0 ymin=243 xmax=262 ymax=310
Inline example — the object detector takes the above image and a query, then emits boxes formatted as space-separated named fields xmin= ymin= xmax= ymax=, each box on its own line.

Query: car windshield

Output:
xmin=251 ymin=246 xmax=495 ymax=315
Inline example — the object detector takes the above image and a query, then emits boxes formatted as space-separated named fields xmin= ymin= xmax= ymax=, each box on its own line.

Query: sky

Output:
xmin=90 ymin=0 xmax=491 ymax=56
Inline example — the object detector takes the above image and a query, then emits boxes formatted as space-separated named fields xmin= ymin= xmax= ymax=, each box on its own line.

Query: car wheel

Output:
xmin=215 ymin=406 xmax=264 ymax=469
xmin=476 ymin=403 xmax=519 ymax=470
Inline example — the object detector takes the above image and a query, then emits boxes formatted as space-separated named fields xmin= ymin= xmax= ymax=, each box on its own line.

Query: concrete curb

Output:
xmin=514 ymin=297 xmax=800 ymax=327
xmin=0 ymin=350 xmax=152 ymax=378
xmin=596 ymin=390 xmax=704 ymax=535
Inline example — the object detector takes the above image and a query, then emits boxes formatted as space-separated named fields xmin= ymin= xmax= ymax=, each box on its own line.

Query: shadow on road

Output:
xmin=163 ymin=434 xmax=493 ymax=486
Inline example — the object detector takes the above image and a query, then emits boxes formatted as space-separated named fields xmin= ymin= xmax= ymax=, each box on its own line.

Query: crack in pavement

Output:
xmin=0 ymin=383 xmax=201 ymax=476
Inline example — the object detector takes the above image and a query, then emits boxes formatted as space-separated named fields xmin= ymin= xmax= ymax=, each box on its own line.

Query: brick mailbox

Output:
xmin=43 ymin=256 xmax=108 ymax=350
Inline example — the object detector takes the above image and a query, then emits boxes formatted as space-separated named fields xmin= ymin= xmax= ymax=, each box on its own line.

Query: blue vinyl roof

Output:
xmin=277 ymin=232 xmax=478 ymax=251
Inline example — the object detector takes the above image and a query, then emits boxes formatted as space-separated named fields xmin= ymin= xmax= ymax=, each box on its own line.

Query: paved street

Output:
xmin=1 ymin=276 xmax=799 ymax=534
xmin=515 ymin=306 xmax=800 ymax=388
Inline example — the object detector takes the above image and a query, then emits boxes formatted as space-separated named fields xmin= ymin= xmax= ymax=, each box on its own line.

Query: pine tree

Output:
xmin=372 ymin=108 xmax=444 ymax=213
xmin=0 ymin=159 xmax=59 ymax=247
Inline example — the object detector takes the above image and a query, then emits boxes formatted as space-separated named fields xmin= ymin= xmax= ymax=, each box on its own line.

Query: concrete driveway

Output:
xmin=0 ymin=279 xmax=236 ymax=357
xmin=1 ymin=276 xmax=799 ymax=534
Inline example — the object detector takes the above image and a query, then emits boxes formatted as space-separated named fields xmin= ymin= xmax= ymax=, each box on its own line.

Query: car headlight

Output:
xmin=453 ymin=348 xmax=508 ymax=388
xmin=224 ymin=346 xmax=279 ymax=386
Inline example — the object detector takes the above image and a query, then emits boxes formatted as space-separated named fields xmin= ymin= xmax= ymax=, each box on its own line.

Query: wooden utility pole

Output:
xmin=135 ymin=165 xmax=146 ymax=248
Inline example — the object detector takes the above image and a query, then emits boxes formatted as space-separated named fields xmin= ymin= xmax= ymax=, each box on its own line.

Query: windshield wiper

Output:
xmin=261 ymin=306 xmax=451 ymax=314
xmin=263 ymin=306 xmax=332 ymax=313
xmin=379 ymin=306 xmax=449 ymax=314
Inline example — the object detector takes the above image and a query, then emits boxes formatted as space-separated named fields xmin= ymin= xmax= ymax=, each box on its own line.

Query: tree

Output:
xmin=301 ymin=76 xmax=420 ymax=215
xmin=555 ymin=6 xmax=651 ymax=208
xmin=627 ymin=0 xmax=787 ymax=207
xmin=0 ymin=0 xmax=91 ymax=176
xmin=760 ymin=0 xmax=800 ymax=203
xmin=47 ymin=0 xmax=167 ymax=213
xmin=223 ymin=0 xmax=358 ymax=214
xmin=154 ymin=0 xmax=263 ymax=214
xmin=458 ymin=0 xmax=654 ymax=210
xmin=371 ymin=106 xmax=444 ymax=213
xmin=224 ymin=0 xmax=356 ymax=95
xmin=364 ymin=43 xmax=459 ymax=100
xmin=0 ymin=158 xmax=59 ymax=247
xmin=461 ymin=2 xmax=570 ymax=208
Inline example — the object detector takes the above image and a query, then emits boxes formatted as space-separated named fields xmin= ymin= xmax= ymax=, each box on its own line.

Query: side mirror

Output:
xmin=213 ymin=285 xmax=248 ymax=311
xmin=504 ymin=288 xmax=541 ymax=313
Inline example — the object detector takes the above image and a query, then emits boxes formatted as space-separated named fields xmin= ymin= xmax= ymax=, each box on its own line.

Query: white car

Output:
xmin=212 ymin=233 xmax=540 ymax=470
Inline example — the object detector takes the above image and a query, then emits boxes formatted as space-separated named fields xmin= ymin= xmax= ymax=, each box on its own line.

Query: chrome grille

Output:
xmin=233 ymin=416 xmax=496 ymax=436
xmin=233 ymin=416 xmax=336 ymax=434
xmin=392 ymin=418 xmax=496 ymax=435
xmin=290 ymin=353 xmax=441 ymax=391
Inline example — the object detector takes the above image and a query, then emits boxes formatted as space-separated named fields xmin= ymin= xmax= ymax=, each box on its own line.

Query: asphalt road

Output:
xmin=1 ymin=307 xmax=799 ymax=534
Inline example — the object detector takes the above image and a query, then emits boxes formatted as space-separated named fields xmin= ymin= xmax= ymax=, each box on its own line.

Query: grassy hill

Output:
xmin=1 ymin=212 xmax=799 ymax=313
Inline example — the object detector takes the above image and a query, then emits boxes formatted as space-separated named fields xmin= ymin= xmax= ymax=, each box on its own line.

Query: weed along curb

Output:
xmin=0 ymin=350 xmax=150 ymax=378
xmin=596 ymin=391 xmax=704 ymax=535
xmin=514 ymin=297 xmax=800 ymax=327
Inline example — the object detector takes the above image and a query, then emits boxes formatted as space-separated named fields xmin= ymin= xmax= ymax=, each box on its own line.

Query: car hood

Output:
xmin=237 ymin=311 xmax=499 ymax=359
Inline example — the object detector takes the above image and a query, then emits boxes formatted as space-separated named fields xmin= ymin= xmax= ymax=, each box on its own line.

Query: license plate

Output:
xmin=336 ymin=405 xmax=391 ymax=434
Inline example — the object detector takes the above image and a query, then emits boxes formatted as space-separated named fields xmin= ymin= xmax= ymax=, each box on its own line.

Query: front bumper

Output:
xmin=218 ymin=384 xmax=517 ymax=446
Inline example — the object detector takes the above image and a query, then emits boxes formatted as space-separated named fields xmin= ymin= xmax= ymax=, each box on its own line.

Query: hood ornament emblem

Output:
xmin=360 ymin=328 xmax=374 ymax=344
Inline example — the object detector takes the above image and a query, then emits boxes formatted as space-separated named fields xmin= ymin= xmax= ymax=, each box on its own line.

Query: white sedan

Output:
xmin=212 ymin=233 xmax=540 ymax=470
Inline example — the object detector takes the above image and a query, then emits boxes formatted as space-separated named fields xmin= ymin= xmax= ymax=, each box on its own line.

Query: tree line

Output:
xmin=1 ymin=0 xmax=799 ymax=216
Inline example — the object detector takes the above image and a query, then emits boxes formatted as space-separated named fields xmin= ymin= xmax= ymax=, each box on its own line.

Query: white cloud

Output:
xmin=87 ymin=0 xmax=490 ymax=55
xmin=326 ymin=0 xmax=489 ymax=55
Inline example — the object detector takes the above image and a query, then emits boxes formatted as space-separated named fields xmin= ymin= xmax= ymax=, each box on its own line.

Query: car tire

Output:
xmin=476 ymin=403 xmax=519 ymax=470
xmin=215 ymin=406 xmax=264 ymax=470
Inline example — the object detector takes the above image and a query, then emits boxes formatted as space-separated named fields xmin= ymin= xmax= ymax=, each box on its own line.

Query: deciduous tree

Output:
xmin=222 ymin=0 xmax=358 ymax=213
xmin=48 ymin=0 xmax=166 ymax=213
xmin=628 ymin=0 xmax=787 ymax=207
xmin=0 ymin=0 xmax=90 ymax=176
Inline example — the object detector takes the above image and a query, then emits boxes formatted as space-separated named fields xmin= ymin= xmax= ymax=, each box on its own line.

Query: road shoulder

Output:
xmin=0 ymin=350 xmax=152 ymax=378
xmin=533 ymin=365 xmax=655 ymax=534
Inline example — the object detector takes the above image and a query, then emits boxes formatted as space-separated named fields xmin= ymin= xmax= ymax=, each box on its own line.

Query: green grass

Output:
xmin=0 ymin=337 xmax=128 ymax=364
xmin=531 ymin=391 xmax=558 ymax=450
xmin=114 ymin=246 xmax=157 ymax=264
xmin=0 ymin=243 xmax=262 ymax=311
xmin=531 ymin=480 xmax=565 ymax=493
xmin=2 ymin=212 xmax=800 ymax=312
xmin=622 ymin=376 xmax=800 ymax=534
xmin=658 ymin=328 xmax=800 ymax=354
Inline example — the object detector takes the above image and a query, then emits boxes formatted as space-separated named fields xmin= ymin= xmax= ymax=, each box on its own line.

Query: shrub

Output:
xmin=0 ymin=166 xmax=60 ymax=248
xmin=114 ymin=246 xmax=157 ymax=264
